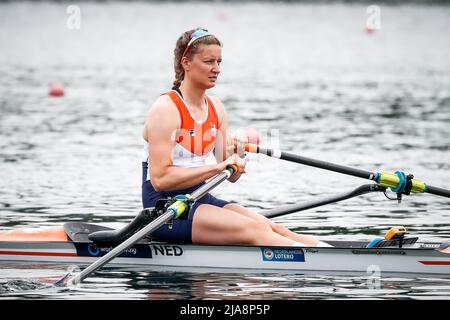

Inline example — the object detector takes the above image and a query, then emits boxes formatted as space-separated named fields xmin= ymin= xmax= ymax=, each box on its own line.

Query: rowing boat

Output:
xmin=1 ymin=218 xmax=449 ymax=275
xmin=1 ymin=146 xmax=450 ymax=285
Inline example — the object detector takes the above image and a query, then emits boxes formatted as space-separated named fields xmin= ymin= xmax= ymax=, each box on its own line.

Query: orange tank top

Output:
xmin=164 ymin=90 xmax=219 ymax=168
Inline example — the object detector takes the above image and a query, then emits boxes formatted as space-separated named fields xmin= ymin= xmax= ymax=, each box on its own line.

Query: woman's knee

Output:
xmin=243 ymin=220 xmax=274 ymax=244
xmin=270 ymin=222 xmax=289 ymax=235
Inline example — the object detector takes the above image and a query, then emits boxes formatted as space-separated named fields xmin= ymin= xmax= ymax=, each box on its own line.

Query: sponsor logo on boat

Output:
xmin=150 ymin=245 xmax=184 ymax=258
xmin=260 ymin=247 xmax=305 ymax=262
xmin=87 ymin=244 xmax=100 ymax=256
xmin=263 ymin=248 xmax=274 ymax=260
xmin=86 ymin=244 xmax=138 ymax=257
xmin=75 ymin=243 xmax=151 ymax=258
xmin=75 ymin=243 xmax=185 ymax=259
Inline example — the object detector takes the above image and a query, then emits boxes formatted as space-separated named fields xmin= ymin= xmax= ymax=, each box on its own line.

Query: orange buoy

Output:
xmin=365 ymin=25 xmax=376 ymax=34
xmin=217 ymin=12 xmax=229 ymax=22
xmin=49 ymin=82 xmax=65 ymax=97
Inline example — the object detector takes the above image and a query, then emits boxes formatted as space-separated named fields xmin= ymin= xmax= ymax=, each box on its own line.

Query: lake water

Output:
xmin=0 ymin=1 xmax=450 ymax=300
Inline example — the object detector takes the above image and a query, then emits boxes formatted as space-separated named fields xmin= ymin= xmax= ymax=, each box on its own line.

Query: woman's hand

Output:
xmin=226 ymin=131 xmax=248 ymax=158
xmin=220 ymin=153 xmax=246 ymax=182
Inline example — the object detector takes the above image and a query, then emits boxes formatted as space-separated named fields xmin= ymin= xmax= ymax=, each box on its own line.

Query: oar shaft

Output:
xmin=69 ymin=167 xmax=235 ymax=285
xmin=427 ymin=185 xmax=450 ymax=198
xmin=256 ymin=146 xmax=375 ymax=180
xmin=247 ymin=144 xmax=450 ymax=198
xmin=74 ymin=211 xmax=173 ymax=283
xmin=191 ymin=170 xmax=232 ymax=199
xmin=260 ymin=184 xmax=384 ymax=219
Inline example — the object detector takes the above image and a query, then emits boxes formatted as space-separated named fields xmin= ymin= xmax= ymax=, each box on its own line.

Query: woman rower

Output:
xmin=142 ymin=28 xmax=330 ymax=247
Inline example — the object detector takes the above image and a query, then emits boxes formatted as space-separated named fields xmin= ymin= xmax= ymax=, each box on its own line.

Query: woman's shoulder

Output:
xmin=143 ymin=92 xmax=181 ymax=141
xmin=152 ymin=93 xmax=175 ymax=109
xmin=145 ymin=93 xmax=181 ymax=129
xmin=208 ymin=95 xmax=226 ymax=113
xmin=148 ymin=93 xmax=178 ymax=116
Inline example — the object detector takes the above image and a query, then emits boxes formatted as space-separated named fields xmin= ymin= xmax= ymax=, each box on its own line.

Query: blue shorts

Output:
xmin=141 ymin=162 xmax=229 ymax=243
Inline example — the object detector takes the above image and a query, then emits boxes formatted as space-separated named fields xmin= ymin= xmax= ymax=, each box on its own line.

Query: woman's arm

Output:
xmin=146 ymin=96 xmax=226 ymax=192
xmin=210 ymin=96 xmax=229 ymax=164
xmin=210 ymin=96 xmax=246 ymax=183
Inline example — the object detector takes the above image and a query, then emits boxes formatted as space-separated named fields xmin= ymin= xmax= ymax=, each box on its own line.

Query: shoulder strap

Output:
xmin=162 ymin=90 xmax=187 ymax=129
xmin=205 ymin=96 xmax=220 ymax=128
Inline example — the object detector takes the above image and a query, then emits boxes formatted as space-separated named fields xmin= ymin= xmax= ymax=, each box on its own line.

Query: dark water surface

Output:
xmin=1 ymin=2 xmax=450 ymax=299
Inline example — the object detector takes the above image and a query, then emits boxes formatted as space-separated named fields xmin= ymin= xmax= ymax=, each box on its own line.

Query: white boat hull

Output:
xmin=1 ymin=241 xmax=449 ymax=275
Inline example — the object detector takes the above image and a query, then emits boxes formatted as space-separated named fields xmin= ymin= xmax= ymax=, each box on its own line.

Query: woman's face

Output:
xmin=185 ymin=44 xmax=222 ymax=89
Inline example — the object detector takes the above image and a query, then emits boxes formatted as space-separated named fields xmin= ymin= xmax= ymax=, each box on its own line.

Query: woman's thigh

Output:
xmin=191 ymin=204 xmax=269 ymax=245
xmin=224 ymin=203 xmax=296 ymax=236
xmin=224 ymin=204 xmax=320 ymax=246
xmin=223 ymin=203 xmax=273 ymax=225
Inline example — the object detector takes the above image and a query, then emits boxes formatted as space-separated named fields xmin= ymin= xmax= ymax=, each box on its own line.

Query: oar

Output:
xmin=260 ymin=184 xmax=385 ymax=219
xmin=56 ymin=165 xmax=238 ymax=286
xmin=246 ymin=143 xmax=450 ymax=198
